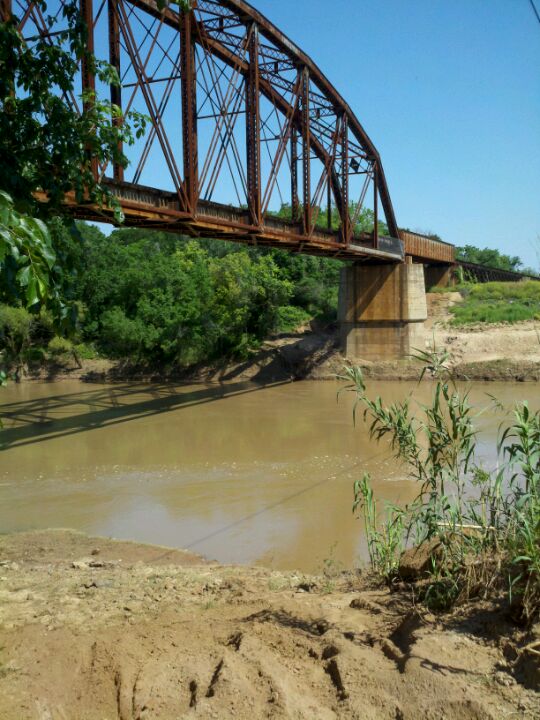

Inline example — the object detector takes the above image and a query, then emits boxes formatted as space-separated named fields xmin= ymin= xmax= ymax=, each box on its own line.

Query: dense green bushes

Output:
xmin=9 ymin=214 xmax=538 ymax=370
xmin=0 ymin=223 xmax=343 ymax=372
xmin=0 ymin=219 xmax=345 ymax=372
xmin=0 ymin=305 xmax=33 ymax=378
xmin=0 ymin=303 xmax=86 ymax=376
xmin=3 ymin=217 xmax=540 ymax=369
xmin=77 ymin=232 xmax=296 ymax=364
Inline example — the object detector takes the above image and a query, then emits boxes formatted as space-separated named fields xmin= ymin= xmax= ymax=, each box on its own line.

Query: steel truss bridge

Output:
xmin=4 ymin=0 xmax=458 ymax=264
xmin=4 ymin=0 xmax=534 ymax=283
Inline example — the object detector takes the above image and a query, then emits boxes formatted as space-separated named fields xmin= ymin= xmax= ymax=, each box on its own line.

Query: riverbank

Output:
xmin=19 ymin=319 xmax=540 ymax=386
xmin=0 ymin=529 xmax=538 ymax=719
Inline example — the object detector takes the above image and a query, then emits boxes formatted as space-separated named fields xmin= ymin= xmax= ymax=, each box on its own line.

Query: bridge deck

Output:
xmin=65 ymin=185 xmax=536 ymax=283
xmin=69 ymin=180 xmax=406 ymax=262
xmin=67 ymin=180 xmax=463 ymax=265
xmin=399 ymin=229 xmax=455 ymax=264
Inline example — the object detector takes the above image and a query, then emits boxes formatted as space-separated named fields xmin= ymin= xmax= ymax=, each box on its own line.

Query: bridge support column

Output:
xmin=338 ymin=262 xmax=427 ymax=361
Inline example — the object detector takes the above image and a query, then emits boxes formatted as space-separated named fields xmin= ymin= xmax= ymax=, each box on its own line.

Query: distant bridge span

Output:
xmin=7 ymin=0 xmax=455 ymax=265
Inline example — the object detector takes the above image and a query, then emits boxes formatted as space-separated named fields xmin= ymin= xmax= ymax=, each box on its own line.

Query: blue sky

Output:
xmin=252 ymin=0 xmax=540 ymax=267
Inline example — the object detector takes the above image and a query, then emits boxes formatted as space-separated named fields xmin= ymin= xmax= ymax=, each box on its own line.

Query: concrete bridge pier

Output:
xmin=338 ymin=261 xmax=428 ymax=361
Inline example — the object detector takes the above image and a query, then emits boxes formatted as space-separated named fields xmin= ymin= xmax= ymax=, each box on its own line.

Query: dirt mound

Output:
xmin=0 ymin=530 xmax=537 ymax=719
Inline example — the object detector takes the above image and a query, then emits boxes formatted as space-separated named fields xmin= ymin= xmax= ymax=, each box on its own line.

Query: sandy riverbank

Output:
xmin=0 ymin=529 xmax=538 ymax=719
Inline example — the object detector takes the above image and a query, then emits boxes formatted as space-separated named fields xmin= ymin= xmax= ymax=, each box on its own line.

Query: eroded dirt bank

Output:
xmin=0 ymin=530 xmax=538 ymax=719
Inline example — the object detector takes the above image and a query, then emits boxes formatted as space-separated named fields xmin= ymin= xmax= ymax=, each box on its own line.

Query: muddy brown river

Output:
xmin=0 ymin=379 xmax=538 ymax=572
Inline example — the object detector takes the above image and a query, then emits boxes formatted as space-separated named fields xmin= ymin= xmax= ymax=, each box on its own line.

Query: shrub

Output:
xmin=73 ymin=343 xmax=98 ymax=360
xmin=0 ymin=304 xmax=33 ymax=348
xmin=340 ymin=348 xmax=540 ymax=623
xmin=47 ymin=336 xmax=74 ymax=358
xmin=0 ymin=305 xmax=33 ymax=378
xmin=275 ymin=306 xmax=312 ymax=333
xmin=100 ymin=307 xmax=143 ymax=359
xmin=31 ymin=308 xmax=55 ymax=346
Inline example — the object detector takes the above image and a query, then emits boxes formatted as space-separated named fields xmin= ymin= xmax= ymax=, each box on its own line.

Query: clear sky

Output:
xmin=252 ymin=0 xmax=540 ymax=267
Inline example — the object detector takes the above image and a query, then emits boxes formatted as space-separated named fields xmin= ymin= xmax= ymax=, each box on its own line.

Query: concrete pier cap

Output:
xmin=338 ymin=260 xmax=428 ymax=361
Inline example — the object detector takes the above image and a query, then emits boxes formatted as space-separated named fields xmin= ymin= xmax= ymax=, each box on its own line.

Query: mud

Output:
xmin=0 ymin=530 xmax=538 ymax=719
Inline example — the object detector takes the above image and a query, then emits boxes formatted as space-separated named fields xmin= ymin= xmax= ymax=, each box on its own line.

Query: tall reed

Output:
xmin=340 ymin=349 xmax=540 ymax=622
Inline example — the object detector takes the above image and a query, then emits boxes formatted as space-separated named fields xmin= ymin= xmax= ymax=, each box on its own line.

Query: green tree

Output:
xmin=456 ymin=245 xmax=524 ymax=272
xmin=210 ymin=251 xmax=292 ymax=357
xmin=262 ymin=250 xmax=341 ymax=322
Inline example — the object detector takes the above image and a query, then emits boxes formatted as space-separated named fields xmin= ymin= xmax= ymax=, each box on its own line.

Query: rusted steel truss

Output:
xmin=6 ymin=0 xmax=411 ymax=262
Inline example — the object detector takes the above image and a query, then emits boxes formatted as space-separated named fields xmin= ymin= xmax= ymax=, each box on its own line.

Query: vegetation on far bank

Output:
xmin=433 ymin=281 xmax=540 ymax=326
xmin=0 ymin=223 xmax=343 ymax=375
xmin=455 ymin=244 xmax=538 ymax=276
xmin=4 ymin=233 xmax=540 ymax=376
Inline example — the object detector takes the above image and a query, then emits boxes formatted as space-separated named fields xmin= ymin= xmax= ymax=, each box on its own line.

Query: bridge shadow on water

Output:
xmin=0 ymin=379 xmax=290 ymax=452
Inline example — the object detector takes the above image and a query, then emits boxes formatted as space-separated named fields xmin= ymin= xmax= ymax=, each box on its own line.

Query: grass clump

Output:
xmin=428 ymin=285 xmax=460 ymax=294
xmin=450 ymin=280 xmax=540 ymax=325
xmin=339 ymin=348 xmax=540 ymax=624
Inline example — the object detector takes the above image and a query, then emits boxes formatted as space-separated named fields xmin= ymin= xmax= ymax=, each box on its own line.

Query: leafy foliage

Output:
xmin=47 ymin=335 xmax=75 ymax=359
xmin=258 ymin=246 xmax=341 ymax=323
xmin=1 ymin=220 xmax=345 ymax=371
xmin=275 ymin=306 xmax=312 ymax=333
xmin=0 ymin=303 xmax=34 ymax=380
xmin=340 ymin=350 xmax=540 ymax=623
xmin=72 ymin=226 xmax=297 ymax=365
xmin=0 ymin=191 xmax=56 ymax=308
xmin=0 ymin=0 xmax=148 ymax=337
xmin=456 ymin=245 xmax=525 ymax=273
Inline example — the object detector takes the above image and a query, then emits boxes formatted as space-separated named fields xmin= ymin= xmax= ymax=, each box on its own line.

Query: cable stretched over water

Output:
xmin=183 ymin=448 xmax=392 ymax=552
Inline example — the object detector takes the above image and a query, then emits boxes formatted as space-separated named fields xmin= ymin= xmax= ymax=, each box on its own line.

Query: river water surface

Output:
xmin=1 ymin=379 xmax=537 ymax=572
